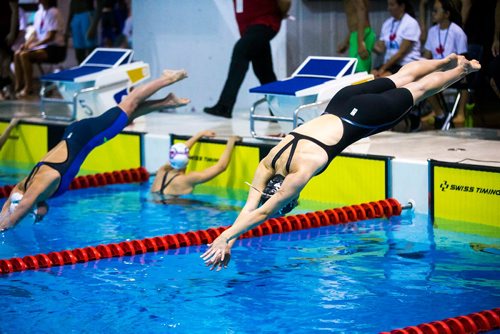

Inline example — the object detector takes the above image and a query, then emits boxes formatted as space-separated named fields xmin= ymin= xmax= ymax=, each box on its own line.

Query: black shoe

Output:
xmin=434 ymin=114 xmax=446 ymax=130
xmin=0 ymin=77 xmax=11 ymax=89
xmin=203 ymin=104 xmax=232 ymax=118
xmin=408 ymin=113 xmax=421 ymax=132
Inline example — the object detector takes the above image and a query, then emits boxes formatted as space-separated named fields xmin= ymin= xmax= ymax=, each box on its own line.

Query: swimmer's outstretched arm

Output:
xmin=0 ymin=185 xmax=37 ymax=231
xmin=184 ymin=136 xmax=241 ymax=186
xmin=201 ymin=171 xmax=311 ymax=270
xmin=184 ymin=130 xmax=216 ymax=149
xmin=0 ymin=118 xmax=20 ymax=151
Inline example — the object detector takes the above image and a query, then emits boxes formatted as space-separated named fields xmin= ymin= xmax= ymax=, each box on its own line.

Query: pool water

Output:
xmin=0 ymin=166 xmax=498 ymax=333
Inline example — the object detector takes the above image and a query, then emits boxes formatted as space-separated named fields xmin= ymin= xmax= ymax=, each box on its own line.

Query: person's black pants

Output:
xmin=218 ymin=24 xmax=278 ymax=109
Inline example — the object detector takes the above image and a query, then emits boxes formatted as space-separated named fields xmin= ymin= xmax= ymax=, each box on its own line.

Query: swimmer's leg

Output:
xmin=387 ymin=54 xmax=459 ymax=88
xmin=128 ymin=93 xmax=191 ymax=121
xmin=402 ymin=56 xmax=480 ymax=104
xmin=118 ymin=69 xmax=188 ymax=116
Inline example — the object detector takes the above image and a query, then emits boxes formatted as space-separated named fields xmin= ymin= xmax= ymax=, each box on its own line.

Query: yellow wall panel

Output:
xmin=301 ymin=155 xmax=387 ymax=206
xmin=180 ymin=139 xmax=387 ymax=206
xmin=80 ymin=133 xmax=141 ymax=174
xmin=433 ymin=165 xmax=500 ymax=228
xmin=0 ymin=122 xmax=47 ymax=164
xmin=178 ymin=139 xmax=260 ymax=190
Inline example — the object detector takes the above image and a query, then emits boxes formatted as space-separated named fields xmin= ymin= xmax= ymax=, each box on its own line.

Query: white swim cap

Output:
xmin=169 ymin=143 xmax=189 ymax=170
xmin=9 ymin=192 xmax=23 ymax=214
xmin=8 ymin=192 xmax=41 ymax=221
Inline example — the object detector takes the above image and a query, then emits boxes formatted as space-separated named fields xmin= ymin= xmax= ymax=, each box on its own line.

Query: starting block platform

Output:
xmin=40 ymin=48 xmax=150 ymax=121
xmin=249 ymin=56 xmax=373 ymax=140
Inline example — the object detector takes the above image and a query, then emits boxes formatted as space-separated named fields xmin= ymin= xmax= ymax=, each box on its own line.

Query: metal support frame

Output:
xmin=39 ymin=79 xmax=129 ymax=122
xmin=249 ymin=96 xmax=330 ymax=141
xmin=440 ymin=89 xmax=463 ymax=130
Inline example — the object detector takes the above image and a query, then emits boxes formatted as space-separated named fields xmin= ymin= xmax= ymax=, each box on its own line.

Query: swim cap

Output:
xmin=9 ymin=192 xmax=23 ymax=214
xmin=8 ymin=192 xmax=43 ymax=222
xmin=259 ymin=174 xmax=299 ymax=216
xmin=169 ymin=143 xmax=190 ymax=170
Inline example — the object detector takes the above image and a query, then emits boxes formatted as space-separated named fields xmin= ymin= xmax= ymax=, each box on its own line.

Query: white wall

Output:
xmin=391 ymin=159 xmax=429 ymax=214
xmin=133 ymin=0 xmax=287 ymax=111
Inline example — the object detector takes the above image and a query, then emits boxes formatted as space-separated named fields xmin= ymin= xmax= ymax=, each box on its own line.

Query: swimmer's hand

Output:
xmin=0 ymin=214 xmax=13 ymax=232
xmin=201 ymin=130 xmax=216 ymax=138
xmin=201 ymin=235 xmax=231 ymax=271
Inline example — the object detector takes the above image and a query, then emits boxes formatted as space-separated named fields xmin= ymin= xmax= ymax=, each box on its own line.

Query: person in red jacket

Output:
xmin=204 ymin=0 xmax=291 ymax=119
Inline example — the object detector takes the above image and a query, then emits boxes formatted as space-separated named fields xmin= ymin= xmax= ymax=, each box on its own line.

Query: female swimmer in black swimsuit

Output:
xmin=0 ymin=69 xmax=189 ymax=231
xmin=150 ymin=131 xmax=241 ymax=197
xmin=202 ymin=54 xmax=481 ymax=270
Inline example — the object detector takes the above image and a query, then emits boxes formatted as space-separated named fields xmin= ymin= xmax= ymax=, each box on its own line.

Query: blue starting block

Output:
xmin=40 ymin=48 xmax=150 ymax=121
xmin=249 ymin=56 xmax=374 ymax=140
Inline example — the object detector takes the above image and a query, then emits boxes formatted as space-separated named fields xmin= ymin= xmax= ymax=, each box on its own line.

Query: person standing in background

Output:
xmin=96 ymin=0 xmax=128 ymax=47
xmin=462 ymin=0 xmax=497 ymax=66
xmin=337 ymin=0 xmax=376 ymax=73
xmin=67 ymin=0 xmax=100 ymax=64
xmin=492 ymin=0 xmax=500 ymax=57
xmin=0 ymin=0 xmax=19 ymax=98
xmin=204 ymin=0 xmax=291 ymax=119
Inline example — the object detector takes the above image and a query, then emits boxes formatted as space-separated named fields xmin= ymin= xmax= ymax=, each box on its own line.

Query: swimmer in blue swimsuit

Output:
xmin=0 ymin=69 xmax=189 ymax=231
xmin=202 ymin=54 xmax=481 ymax=271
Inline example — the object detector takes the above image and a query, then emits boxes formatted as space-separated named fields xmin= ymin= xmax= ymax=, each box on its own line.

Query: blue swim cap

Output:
xmin=259 ymin=174 xmax=299 ymax=216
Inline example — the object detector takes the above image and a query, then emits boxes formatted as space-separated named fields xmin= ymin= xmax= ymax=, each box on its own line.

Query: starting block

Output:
xmin=249 ymin=56 xmax=372 ymax=140
xmin=40 ymin=48 xmax=150 ymax=121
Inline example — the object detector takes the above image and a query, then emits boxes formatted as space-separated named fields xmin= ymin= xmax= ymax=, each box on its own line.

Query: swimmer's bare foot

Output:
xmin=162 ymin=69 xmax=188 ymax=86
xmin=160 ymin=93 xmax=190 ymax=108
xmin=462 ymin=58 xmax=481 ymax=74
xmin=441 ymin=53 xmax=458 ymax=71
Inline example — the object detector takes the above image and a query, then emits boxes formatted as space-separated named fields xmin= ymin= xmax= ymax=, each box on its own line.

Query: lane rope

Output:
xmin=380 ymin=307 xmax=500 ymax=334
xmin=0 ymin=167 xmax=150 ymax=199
xmin=0 ymin=198 xmax=405 ymax=274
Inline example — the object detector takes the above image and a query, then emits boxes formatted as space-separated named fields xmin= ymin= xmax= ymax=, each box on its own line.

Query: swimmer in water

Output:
xmin=0 ymin=69 xmax=189 ymax=231
xmin=201 ymin=54 xmax=481 ymax=270
xmin=151 ymin=131 xmax=241 ymax=197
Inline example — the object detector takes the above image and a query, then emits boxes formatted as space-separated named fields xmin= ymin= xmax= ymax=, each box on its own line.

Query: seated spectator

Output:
xmin=372 ymin=0 xmax=421 ymax=78
xmin=1 ymin=6 xmax=27 ymax=100
xmin=421 ymin=0 xmax=468 ymax=127
xmin=11 ymin=6 xmax=28 ymax=53
xmin=151 ymin=131 xmax=241 ymax=197
xmin=13 ymin=0 xmax=65 ymax=98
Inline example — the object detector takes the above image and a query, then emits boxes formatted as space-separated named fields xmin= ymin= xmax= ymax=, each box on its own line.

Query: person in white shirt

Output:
xmin=13 ymin=0 xmax=65 ymax=98
xmin=372 ymin=0 xmax=422 ymax=78
xmin=422 ymin=0 xmax=469 ymax=127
